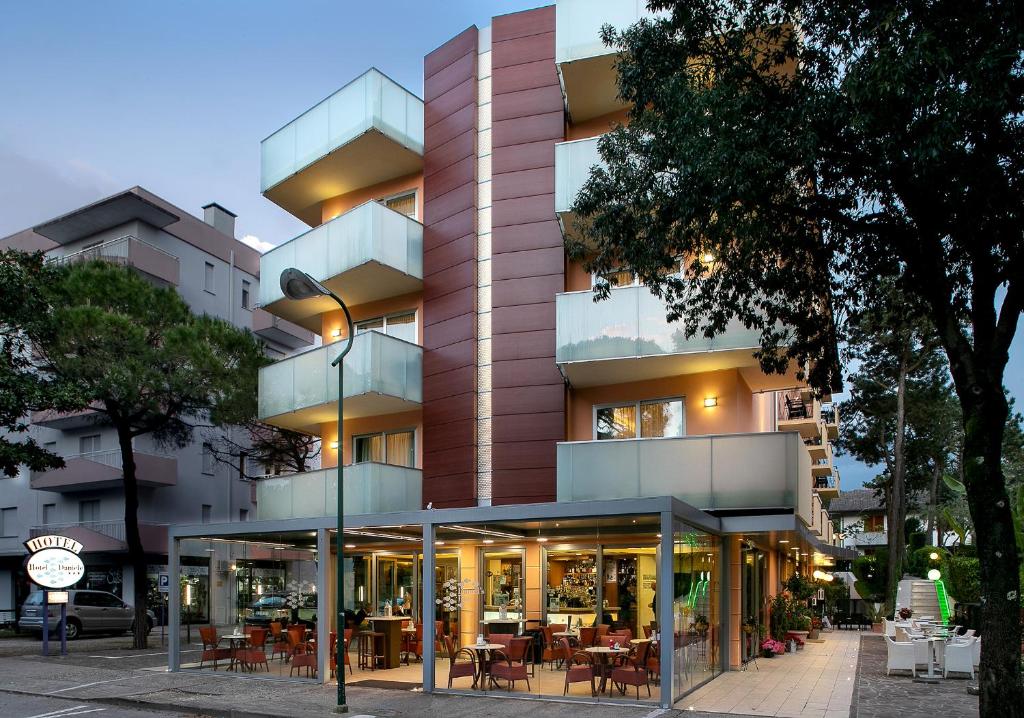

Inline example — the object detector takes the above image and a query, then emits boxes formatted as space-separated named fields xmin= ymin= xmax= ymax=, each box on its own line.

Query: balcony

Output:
xmin=258 ymin=201 xmax=423 ymax=332
xmin=555 ymin=286 xmax=766 ymax=387
xmin=31 ymin=407 xmax=104 ymax=431
xmin=48 ymin=235 xmax=180 ymax=286
xmin=554 ymin=136 xmax=602 ymax=241
xmin=31 ymin=450 xmax=177 ymax=493
xmin=258 ymin=331 xmax=422 ymax=433
xmin=252 ymin=309 xmax=315 ymax=350
xmin=261 ymin=68 xmax=424 ymax=225
xmin=255 ymin=463 xmax=422 ymax=520
xmin=555 ymin=0 xmax=660 ymax=122
xmin=556 ymin=431 xmax=812 ymax=525
xmin=29 ymin=521 xmax=168 ymax=553
xmin=777 ymin=391 xmax=821 ymax=440
xmin=821 ymin=403 xmax=839 ymax=440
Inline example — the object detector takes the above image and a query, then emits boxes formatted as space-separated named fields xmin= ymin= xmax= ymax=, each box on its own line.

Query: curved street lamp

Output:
xmin=280 ymin=268 xmax=353 ymax=712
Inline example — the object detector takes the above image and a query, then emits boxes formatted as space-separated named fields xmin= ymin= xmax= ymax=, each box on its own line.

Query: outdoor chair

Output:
xmin=643 ymin=625 xmax=654 ymax=638
xmin=290 ymin=644 xmax=317 ymax=678
xmin=198 ymin=626 xmax=231 ymax=670
xmin=647 ymin=640 xmax=660 ymax=684
xmin=286 ymin=625 xmax=311 ymax=660
xmin=913 ymin=638 xmax=933 ymax=674
xmin=597 ymin=624 xmax=610 ymax=641
xmin=578 ymin=626 xmax=596 ymax=647
xmin=443 ymin=635 xmax=477 ymax=689
xmin=944 ymin=638 xmax=975 ymax=679
xmin=883 ymin=619 xmax=896 ymax=637
xmin=488 ymin=647 xmax=531 ymax=692
xmin=242 ymin=627 xmax=270 ymax=672
xmin=560 ymin=638 xmax=596 ymax=697
xmin=962 ymin=628 xmax=976 ymax=638
xmin=269 ymin=621 xmax=290 ymax=662
xmin=507 ymin=636 xmax=535 ymax=677
xmin=540 ymin=625 xmax=567 ymax=669
xmin=488 ymin=633 xmax=514 ymax=648
xmin=884 ymin=636 xmax=916 ymax=676
xmin=612 ymin=628 xmax=633 ymax=643
xmin=611 ymin=641 xmax=652 ymax=699
xmin=972 ymin=637 xmax=981 ymax=668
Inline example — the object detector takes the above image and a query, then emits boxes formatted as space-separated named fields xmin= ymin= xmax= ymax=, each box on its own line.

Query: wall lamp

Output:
xmin=703 ymin=397 xmax=718 ymax=408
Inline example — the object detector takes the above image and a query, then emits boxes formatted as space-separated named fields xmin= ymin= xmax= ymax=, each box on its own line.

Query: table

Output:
xmin=585 ymin=646 xmax=630 ymax=693
xmin=466 ymin=643 xmax=507 ymax=690
xmin=369 ymin=616 xmax=407 ymax=669
xmin=630 ymin=638 xmax=652 ymax=645
xmin=221 ymin=633 xmax=248 ymax=672
xmin=913 ymin=637 xmax=946 ymax=684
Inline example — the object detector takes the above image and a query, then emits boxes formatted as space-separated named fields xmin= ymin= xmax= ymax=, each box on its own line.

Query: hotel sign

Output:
xmin=24 ymin=535 xmax=85 ymax=589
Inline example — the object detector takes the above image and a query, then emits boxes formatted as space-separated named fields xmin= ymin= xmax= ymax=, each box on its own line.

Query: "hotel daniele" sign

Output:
xmin=24 ymin=535 xmax=85 ymax=589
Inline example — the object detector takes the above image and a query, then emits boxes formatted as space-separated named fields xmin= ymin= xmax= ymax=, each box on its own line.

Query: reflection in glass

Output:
xmin=597 ymin=404 xmax=637 ymax=440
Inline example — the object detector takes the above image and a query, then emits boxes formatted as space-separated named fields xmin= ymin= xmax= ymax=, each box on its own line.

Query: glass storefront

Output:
xmin=672 ymin=523 xmax=720 ymax=701
xmin=740 ymin=543 xmax=767 ymax=663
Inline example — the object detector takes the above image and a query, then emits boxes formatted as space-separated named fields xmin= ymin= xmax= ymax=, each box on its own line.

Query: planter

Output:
xmin=761 ymin=649 xmax=775 ymax=658
xmin=871 ymin=622 xmax=883 ymax=633
xmin=808 ymin=628 xmax=820 ymax=640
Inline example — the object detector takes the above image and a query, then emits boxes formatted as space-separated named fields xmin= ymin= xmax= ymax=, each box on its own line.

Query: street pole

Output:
xmin=330 ymin=298 xmax=353 ymax=713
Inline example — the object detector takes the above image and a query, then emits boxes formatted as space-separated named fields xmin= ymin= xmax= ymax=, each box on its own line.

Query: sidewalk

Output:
xmin=0 ymin=652 xmax=738 ymax=718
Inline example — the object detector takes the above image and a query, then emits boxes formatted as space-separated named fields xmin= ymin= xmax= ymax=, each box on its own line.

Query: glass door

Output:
xmin=376 ymin=554 xmax=415 ymax=617
xmin=480 ymin=549 xmax=524 ymax=628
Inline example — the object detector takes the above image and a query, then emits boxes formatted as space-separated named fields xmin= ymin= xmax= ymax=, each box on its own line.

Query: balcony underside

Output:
xmin=260 ymin=261 xmax=422 ymax=333
xmin=252 ymin=309 xmax=315 ymax=349
xmin=264 ymin=131 xmax=423 ymax=226
xmin=30 ymin=407 xmax=105 ymax=430
xmin=558 ymin=56 xmax=627 ymax=124
xmin=778 ymin=417 xmax=820 ymax=440
xmin=31 ymin=453 xmax=177 ymax=493
xmin=806 ymin=443 xmax=827 ymax=461
xmin=260 ymin=392 xmax=422 ymax=434
xmin=811 ymin=463 xmax=833 ymax=478
xmin=815 ymin=485 xmax=840 ymax=500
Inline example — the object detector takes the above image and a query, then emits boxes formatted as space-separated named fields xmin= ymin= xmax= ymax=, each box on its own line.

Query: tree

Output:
xmin=837 ymin=285 xmax=950 ymax=612
xmin=570 ymin=2 xmax=1022 ymax=710
xmin=0 ymin=251 xmax=81 ymax=476
xmin=29 ymin=261 xmax=268 ymax=648
xmin=205 ymin=421 xmax=321 ymax=479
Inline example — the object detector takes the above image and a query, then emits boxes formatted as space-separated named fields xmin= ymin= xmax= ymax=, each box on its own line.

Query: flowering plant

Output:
xmin=898 ymin=607 xmax=913 ymax=619
xmin=761 ymin=638 xmax=786 ymax=655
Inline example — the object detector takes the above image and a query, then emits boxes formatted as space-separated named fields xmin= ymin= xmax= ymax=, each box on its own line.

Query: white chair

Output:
xmin=944 ymin=638 xmax=975 ymax=679
xmin=972 ymin=637 xmax=981 ymax=668
xmin=883 ymin=618 xmax=896 ymax=637
xmin=884 ymin=636 xmax=916 ymax=676
xmin=962 ymin=628 xmax=976 ymax=638
xmin=913 ymin=639 xmax=933 ymax=675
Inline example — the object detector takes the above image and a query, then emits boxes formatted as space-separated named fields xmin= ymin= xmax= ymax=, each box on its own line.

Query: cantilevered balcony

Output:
xmin=255 ymin=463 xmax=422 ymax=520
xmin=31 ymin=450 xmax=177 ymax=493
xmin=555 ymin=286 xmax=774 ymax=387
xmin=48 ymin=235 xmax=180 ymax=286
xmin=252 ymin=309 xmax=315 ymax=350
xmin=777 ymin=391 xmax=822 ymax=440
xmin=554 ymin=136 xmax=602 ymax=241
xmin=258 ymin=201 xmax=423 ymax=332
xmin=258 ymin=331 xmax=422 ymax=433
xmin=555 ymin=0 xmax=660 ymax=122
xmin=261 ymin=68 xmax=424 ymax=225
xmin=557 ymin=431 xmax=813 ymax=525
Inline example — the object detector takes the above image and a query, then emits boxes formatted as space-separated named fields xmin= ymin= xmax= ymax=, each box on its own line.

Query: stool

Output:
xmin=357 ymin=631 xmax=385 ymax=670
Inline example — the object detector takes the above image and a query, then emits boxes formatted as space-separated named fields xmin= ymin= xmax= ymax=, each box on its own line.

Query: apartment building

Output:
xmin=165 ymin=1 xmax=849 ymax=706
xmin=0 ymin=186 xmax=313 ymax=624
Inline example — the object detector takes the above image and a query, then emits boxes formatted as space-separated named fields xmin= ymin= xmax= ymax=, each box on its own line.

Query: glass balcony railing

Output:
xmin=555 ymin=286 xmax=762 ymax=384
xmin=258 ymin=201 xmax=423 ymax=328
xmin=554 ymin=136 xmax=602 ymax=219
xmin=260 ymin=68 xmax=424 ymax=223
xmin=255 ymin=463 xmax=422 ymax=520
xmin=555 ymin=0 xmax=657 ymax=64
xmin=557 ymin=432 xmax=812 ymax=524
xmin=258 ymin=331 xmax=422 ymax=431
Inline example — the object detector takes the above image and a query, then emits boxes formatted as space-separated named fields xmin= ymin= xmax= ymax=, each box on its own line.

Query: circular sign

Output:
xmin=26 ymin=547 xmax=85 ymax=589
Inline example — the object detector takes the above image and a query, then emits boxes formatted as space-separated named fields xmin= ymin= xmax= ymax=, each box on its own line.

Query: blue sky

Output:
xmin=1 ymin=1 xmax=1020 ymax=489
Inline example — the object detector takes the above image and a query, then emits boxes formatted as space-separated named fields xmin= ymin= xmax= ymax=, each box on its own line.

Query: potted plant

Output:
xmin=898 ymin=607 xmax=913 ymax=620
xmin=760 ymin=638 xmax=785 ymax=657
xmin=868 ymin=602 xmax=886 ymax=633
xmin=809 ymin=616 xmax=822 ymax=640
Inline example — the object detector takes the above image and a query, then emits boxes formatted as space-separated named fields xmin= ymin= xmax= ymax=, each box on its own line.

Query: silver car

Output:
xmin=18 ymin=589 xmax=154 ymax=639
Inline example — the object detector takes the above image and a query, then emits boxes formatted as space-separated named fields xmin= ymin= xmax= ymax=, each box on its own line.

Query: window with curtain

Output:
xmin=383 ymin=191 xmax=417 ymax=219
xmin=353 ymin=430 xmax=415 ymax=467
xmin=354 ymin=312 xmax=416 ymax=344
xmin=596 ymin=398 xmax=685 ymax=440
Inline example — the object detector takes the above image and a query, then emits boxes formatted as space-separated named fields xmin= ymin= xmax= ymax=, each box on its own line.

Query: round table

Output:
xmin=585 ymin=646 xmax=630 ymax=693
xmin=467 ymin=643 xmax=507 ymax=690
xmin=221 ymin=633 xmax=249 ymax=672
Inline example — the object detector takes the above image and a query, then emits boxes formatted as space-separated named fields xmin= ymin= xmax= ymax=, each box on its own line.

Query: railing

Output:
xmin=261 ymin=68 xmax=424 ymax=193
xmin=557 ymin=432 xmax=812 ymax=523
xmin=556 ymin=0 xmax=661 ymax=64
xmin=48 ymin=235 xmax=178 ymax=266
xmin=777 ymin=390 xmax=811 ymax=421
xmin=255 ymin=463 xmax=422 ymax=520
xmin=554 ymin=136 xmax=603 ymax=215
xmin=30 ymin=521 xmax=126 ymax=542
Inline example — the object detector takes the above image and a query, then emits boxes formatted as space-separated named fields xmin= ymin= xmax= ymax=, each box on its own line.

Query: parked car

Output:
xmin=245 ymin=593 xmax=316 ymax=627
xmin=17 ymin=590 xmax=155 ymax=639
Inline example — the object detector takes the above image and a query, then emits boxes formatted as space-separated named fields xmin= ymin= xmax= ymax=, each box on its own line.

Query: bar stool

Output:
xmin=357 ymin=630 xmax=385 ymax=670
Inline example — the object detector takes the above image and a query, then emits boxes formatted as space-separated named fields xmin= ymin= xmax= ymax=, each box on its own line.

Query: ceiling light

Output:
xmin=483 ymin=539 xmax=494 ymax=544
xmin=536 ymin=538 xmax=548 ymax=542
xmin=778 ymin=540 xmax=789 ymax=544
xmin=701 ymin=252 xmax=715 ymax=263
xmin=447 ymin=524 xmax=522 ymax=540
xmin=436 ymin=541 xmax=445 ymax=546
xmin=344 ymin=544 xmax=356 ymax=549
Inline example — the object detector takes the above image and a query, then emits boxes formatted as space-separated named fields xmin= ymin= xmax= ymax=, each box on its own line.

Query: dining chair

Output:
xmin=198 ymin=626 xmax=231 ymax=670
xmin=884 ymin=636 xmax=916 ymax=676
xmin=578 ymin=626 xmax=597 ymax=647
xmin=290 ymin=644 xmax=317 ymax=678
xmin=489 ymin=633 xmax=514 ymax=648
xmin=560 ymin=638 xmax=596 ymax=697
xmin=507 ymin=636 xmax=535 ymax=677
xmin=912 ymin=638 xmax=932 ymax=675
xmin=944 ymin=638 xmax=975 ymax=679
xmin=611 ymin=641 xmax=652 ymax=699
xmin=643 ymin=625 xmax=654 ymax=638
xmin=243 ymin=628 xmax=270 ymax=672
xmin=269 ymin=621 xmax=290 ymax=662
xmin=488 ymin=647 xmax=531 ymax=692
xmin=443 ymin=634 xmax=477 ymax=689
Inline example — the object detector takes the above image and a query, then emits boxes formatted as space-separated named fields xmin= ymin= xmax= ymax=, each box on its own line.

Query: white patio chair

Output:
xmin=913 ymin=638 xmax=933 ymax=675
xmin=972 ymin=637 xmax=981 ymax=668
xmin=883 ymin=618 xmax=896 ymax=637
xmin=962 ymin=628 xmax=976 ymax=638
xmin=944 ymin=638 xmax=975 ymax=679
xmin=884 ymin=636 xmax=916 ymax=676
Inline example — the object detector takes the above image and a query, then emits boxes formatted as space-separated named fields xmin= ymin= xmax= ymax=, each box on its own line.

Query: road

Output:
xmin=0 ymin=692 xmax=192 ymax=718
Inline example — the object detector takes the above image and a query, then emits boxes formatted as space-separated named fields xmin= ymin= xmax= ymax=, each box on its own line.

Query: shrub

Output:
xmin=907 ymin=546 xmax=948 ymax=578
xmin=908 ymin=531 xmax=927 ymax=552
xmin=852 ymin=552 xmax=887 ymax=602
xmin=943 ymin=556 xmax=980 ymax=604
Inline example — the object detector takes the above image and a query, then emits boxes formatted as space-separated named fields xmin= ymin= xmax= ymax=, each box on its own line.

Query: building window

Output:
xmin=204 ymin=262 xmax=215 ymax=294
xmin=241 ymin=280 xmax=251 ymax=310
xmin=595 ymin=398 xmax=685 ymax=440
xmin=863 ymin=514 xmax=885 ymax=532
xmin=353 ymin=429 xmax=415 ymax=468
xmin=201 ymin=504 xmax=212 ymax=523
xmin=201 ymin=443 xmax=215 ymax=475
xmin=239 ymin=509 xmax=248 ymax=522
xmin=42 ymin=503 xmax=56 ymax=525
xmin=79 ymin=434 xmax=101 ymax=455
xmin=79 ymin=500 xmax=99 ymax=523
xmin=354 ymin=311 xmax=416 ymax=344
xmin=383 ymin=190 xmax=417 ymax=219
xmin=0 ymin=507 xmax=15 ymax=537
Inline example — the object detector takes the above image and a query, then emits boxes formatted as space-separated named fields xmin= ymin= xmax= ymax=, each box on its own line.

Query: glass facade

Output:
xmin=672 ymin=524 xmax=720 ymax=700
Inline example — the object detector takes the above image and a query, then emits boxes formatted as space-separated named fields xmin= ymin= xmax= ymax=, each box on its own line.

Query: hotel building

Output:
xmin=166 ymin=1 xmax=848 ymax=706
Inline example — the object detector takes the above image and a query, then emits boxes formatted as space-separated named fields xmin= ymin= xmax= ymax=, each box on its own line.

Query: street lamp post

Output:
xmin=280 ymin=268 xmax=353 ymax=712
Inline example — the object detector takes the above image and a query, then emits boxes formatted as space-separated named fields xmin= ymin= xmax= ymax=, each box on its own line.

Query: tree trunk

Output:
xmin=117 ymin=426 xmax=149 ymax=650
xmin=960 ymin=390 xmax=1022 ymax=716
xmin=886 ymin=355 xmax=909 ymax=614
xmin=926 ymin=459 xmax=941 ymax=545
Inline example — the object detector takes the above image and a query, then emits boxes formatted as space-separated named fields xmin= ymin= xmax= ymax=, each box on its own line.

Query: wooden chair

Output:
xmin=611 ymin=640 xmax=652 ymax=699
xmin=242 ymin=627 xmax=270 ymax=672
xmin=269 ymin=621 xmax=290 ymax=662
xmin=198 ymin=626 xmax=231 ymax=670
xmin=560 ymin=638 xmax=596 ymax=697
xmin=443 ymin=635 xmax=477 ymax=689
xmin=488 ymin=647 xmax=531 ymax=692
xmin=507 ymin=636 xmax=535 ymax=677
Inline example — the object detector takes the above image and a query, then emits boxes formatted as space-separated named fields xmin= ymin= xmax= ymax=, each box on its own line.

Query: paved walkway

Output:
xmin=852 ymin=633 xmax=978 ymax=718
xmin=678 ymin=630 xmax=860 ymax=717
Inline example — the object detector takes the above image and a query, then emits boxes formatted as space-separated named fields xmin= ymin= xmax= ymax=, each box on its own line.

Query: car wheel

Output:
xmin=64 ymin=619 xmax=81 ymax=640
